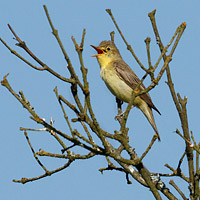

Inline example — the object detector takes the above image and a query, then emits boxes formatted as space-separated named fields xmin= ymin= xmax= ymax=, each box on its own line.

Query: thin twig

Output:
xmin=72 ymin=129 xmax=99 ymax=149
xmin=80 ymin=121 xmax=96 ymax=146
xmin=99 ymin=162 xmax=132 ymax=184
xmin=54 ymin=87 xmax=74 ymax=136
xmin=145 ymin=37 xmax=152 ymax=70
xmin=110 ymin=31 xmax=115 ymax=42
xmin=139 ymin=135 xmax=158 ymax=162
xmin=37 ymin=149 xmax=95 ymax=160
xmin=165 ymin=164 xmax=176 ymax=174
xmin=165 ymin=163 xmax=189 ymax=183
xmin=175 ymin=129 xmax=193 ymax=146
xmin=0 ymin=38 xmax=46 ymax=71
xmin=13 ymin=159 xmax=74 ymax=184
xmin=169 ymin=180 xmax=188 ymax=200
xmin=24 ymin=131 xmax=48 ymax=172
xmin=71 ymin=31 xmax=88 ymax=93
xmin=43 ymin=5 xmax=85 ymax=91
xmin=5 ymin=25 xmax=74 ymax=83
xmin=177 ymin=151 xmax=186 ymax=170
xmin=106 ymin=9 xmax=147 ymax=72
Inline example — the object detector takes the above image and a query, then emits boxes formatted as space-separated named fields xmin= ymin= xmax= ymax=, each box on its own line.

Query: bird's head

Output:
xmin=91 ymin=40 xmax=122 ymax=66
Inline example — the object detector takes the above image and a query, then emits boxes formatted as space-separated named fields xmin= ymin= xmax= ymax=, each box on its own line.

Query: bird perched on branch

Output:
xmin=91 ymin=40 xmax=161 ymax=141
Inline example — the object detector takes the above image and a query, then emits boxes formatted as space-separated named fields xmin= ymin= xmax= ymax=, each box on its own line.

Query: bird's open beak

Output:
xmin=90 ymin=45 xmax=104 ymax=57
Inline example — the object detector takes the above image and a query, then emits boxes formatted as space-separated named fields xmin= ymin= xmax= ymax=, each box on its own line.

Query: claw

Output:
xmin=114 ymin=105 xmax=135 ymax=120
xmin=115 ymin=111 xmax=125 ymax=120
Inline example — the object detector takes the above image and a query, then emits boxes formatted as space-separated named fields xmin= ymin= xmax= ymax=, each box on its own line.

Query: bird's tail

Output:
xmin=139 ymin=103 xmax=160 ymax=141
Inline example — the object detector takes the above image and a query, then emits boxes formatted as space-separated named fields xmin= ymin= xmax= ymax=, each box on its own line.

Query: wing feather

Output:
xmin=113 ymin=61 xmax=161 ymax=115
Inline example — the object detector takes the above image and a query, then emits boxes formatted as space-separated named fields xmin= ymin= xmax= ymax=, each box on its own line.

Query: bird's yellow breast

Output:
xmin=98 ymin=57 xmax=145 ymax=107
xmin=100 ymin=66 xmax=136 ymax=103
xmin=97 ymin=54 xmax=113 ymax=67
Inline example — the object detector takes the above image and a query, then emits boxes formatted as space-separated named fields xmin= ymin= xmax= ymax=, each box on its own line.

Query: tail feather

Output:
xmin=147 ymin=106 xmax=160 ymax=141
xmin=139 ymin=102 xmax=161 ymax=141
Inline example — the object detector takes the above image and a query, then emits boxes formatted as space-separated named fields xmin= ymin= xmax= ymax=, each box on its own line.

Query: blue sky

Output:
xmin=1 ymin=0 xmax=199 ymax=199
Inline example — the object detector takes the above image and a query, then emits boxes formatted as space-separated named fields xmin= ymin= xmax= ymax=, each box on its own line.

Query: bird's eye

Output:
xmin=107 ymin=47 xmax=111 ymax=51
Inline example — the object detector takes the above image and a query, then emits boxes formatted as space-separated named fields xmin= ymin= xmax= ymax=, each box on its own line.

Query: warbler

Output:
xmin=91 ymin=40 xmax=161 ymax=140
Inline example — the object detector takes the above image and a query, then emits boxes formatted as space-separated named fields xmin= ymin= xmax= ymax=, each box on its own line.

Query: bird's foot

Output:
xmin=115 ymin=111 xmax=125 ymax=120
xmin=115 ymin=106 xmax=134 ymax=120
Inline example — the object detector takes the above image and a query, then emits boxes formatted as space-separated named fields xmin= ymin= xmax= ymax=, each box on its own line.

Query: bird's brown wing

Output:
xmin=113 ymin=61 xmax=161 ymax=115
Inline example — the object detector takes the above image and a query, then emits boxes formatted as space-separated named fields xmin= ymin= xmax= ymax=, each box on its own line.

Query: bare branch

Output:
xmin=13 ymin=159 xmax=73 ymax=184
xmin=169 ymin=180 xmax=188 ymax=200
xmin=148 ymin=9 xmax=195 ymax=196
xmin=139 ymin=135 xmax=158 ymax=162
xmin=24 ymin=131 xmax=48 ymax=173
xmin=106 ymin=9 xmax=147 ymax=72
xmin=3 ymin=24 xmax=74 ymax=83
xmin=43 ymin=5 xmax=85 ymax=92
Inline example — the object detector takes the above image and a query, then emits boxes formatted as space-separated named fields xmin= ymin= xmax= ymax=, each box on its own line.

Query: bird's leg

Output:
xmin=115 ymin=98 xmax=134 ymax=120
xmin=115 ymin=98 xmax=124 ymax=121
xmin=116 ymin=97 xmax=123 ymax=115
xmin=115 ymin=105 xmax=135 ymax=119
xmin=115 ymin=111 xmax=125 ymax=120
xmin=115 ymin=98 xmax=135 ymax=121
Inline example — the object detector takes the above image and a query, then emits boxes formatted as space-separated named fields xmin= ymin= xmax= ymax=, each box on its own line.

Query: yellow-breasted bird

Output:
xmin=91 ymin=40 xmax=161 ymax=141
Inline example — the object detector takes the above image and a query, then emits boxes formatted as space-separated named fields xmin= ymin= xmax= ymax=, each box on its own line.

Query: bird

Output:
xmin=91 ymin=40 xmax=161 ymax=141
